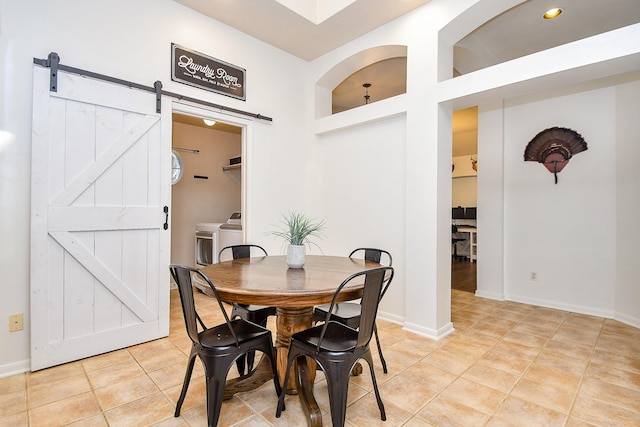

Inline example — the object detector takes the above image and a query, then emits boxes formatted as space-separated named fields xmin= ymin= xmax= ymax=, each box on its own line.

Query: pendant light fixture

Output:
xmin=363 ymin=83 xmax=371 ymax=104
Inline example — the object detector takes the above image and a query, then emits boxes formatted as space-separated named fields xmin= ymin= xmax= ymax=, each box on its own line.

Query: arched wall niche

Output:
xmin=314 ymin=44 xmax=407 ymax=119
xmin=332 ymin=57 xmax=407 ymax=114
xmin=437 ymin=0 xmax=523 ymax=82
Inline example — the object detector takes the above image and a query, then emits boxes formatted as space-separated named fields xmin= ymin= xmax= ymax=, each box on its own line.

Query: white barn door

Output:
xmin=30 ymin=66 xmax=171 ymax=370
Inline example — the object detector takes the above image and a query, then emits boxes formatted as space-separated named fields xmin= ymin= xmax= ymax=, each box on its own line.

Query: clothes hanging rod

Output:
xmin=33 ymin=52 xmax=273 ymax=122
xmin=173 ymin=147 xmax=200 ymax=154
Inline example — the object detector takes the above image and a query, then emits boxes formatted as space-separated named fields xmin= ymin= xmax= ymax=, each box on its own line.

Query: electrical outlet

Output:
xmin=530 ymin=272 xmax=537 ymax=281
xmin=9 ymin=314 xmax=23 ymax=332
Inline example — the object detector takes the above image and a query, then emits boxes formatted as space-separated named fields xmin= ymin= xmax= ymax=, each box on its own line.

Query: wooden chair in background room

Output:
xmin=313 ymin=248 xmax=393 ymax=373
xmin=276 ymin=266 xmax=394 ymax=427
xmin=169 ymin=265 xmax=281 ymax=427
xmin=218 ymin=244 xmax=277 ymax=375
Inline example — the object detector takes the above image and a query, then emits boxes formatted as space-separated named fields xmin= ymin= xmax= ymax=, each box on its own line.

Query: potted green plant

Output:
xmin=269 ymin=211 xmax=325 ymax=268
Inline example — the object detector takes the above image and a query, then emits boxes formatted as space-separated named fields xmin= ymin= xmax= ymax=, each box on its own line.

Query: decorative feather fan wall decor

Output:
xmin=524 ymin=127 xmax=588 ymax=184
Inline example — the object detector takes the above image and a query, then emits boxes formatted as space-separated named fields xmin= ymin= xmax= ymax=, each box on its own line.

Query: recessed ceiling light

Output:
xmin=542 ymin=8 xmax=563 ymax=19
xmin=203 ymin=119 xmax=216 ymax=126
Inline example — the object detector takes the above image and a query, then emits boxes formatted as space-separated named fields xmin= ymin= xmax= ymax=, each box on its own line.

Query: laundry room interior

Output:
xmin=170 ymin=113 xmax=243 ymax=269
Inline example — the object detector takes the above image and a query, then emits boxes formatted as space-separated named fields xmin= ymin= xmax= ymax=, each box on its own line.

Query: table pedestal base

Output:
xmin=222 ymin=306 xmax=362 ymax=427
xmin=276 ymin=306 xmax=321 ymax=427
xmin=223 ymin=356 xmax=273 ymax=400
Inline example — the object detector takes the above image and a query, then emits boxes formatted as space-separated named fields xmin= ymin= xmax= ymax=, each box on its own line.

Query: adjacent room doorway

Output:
xmin=451 ymin=106 xmax=478 ymax=293
xmin=170 ymin=105 xmax=247 ymax=268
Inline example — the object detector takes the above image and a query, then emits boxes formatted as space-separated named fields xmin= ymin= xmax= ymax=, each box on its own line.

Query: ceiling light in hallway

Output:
xmin=542 ymin=8 xmax=563 ymax=19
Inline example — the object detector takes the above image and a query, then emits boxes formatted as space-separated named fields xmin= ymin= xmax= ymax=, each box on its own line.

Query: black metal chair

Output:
xmin=312 ymin=248 xmax=393 ymax=373
xmin=218 ymin=244 xmax=277 ymax=375
xmin=218 ymin=244 xmax=268 ymax=263
xmin=170 ymin=265 xmax=281 ymax=427
xmin=276 ymin=266 xmax=394 ymax=427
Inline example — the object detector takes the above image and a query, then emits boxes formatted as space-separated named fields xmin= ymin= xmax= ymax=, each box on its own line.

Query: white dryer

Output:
xmin=193 ymin=221 xmax=224 ymax=296
xmin=195 ymin=222 xmax=224 ymax=266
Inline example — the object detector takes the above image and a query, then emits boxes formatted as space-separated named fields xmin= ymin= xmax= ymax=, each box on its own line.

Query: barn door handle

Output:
xmin=163 ymin=206 xmax=169 ymax=230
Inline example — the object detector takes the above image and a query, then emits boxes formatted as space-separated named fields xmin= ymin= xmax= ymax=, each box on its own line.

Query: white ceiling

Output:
xmin=455 ymin=0 xmax=640 ymax=75
xmin=172 ymin=0 xmax=639 ymax=65
xmin=171 ymin=0 xmax=432 ymax=62
xmin=173 ymin=113 xmax=242 ymax=134
xmin=171 ymin=0 xmax=640 ymax=156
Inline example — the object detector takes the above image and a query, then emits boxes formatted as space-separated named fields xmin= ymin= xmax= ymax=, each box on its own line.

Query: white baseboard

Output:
xmin=402 ymin=321 xmax=455 ymax=340
xmin=506 ymin=293 xmax=614 ymax=319
xmin=474 ymin=289 xmax=505 ymax=300
xmin=614 ymin=312 xmax=640 ymax=329
xmin=472 ymin=291 xmax=639 ymax=330
xmin=378 ymin=310 xmax=455 ymax=340
xmin=0 ymin=359 xmax=30 ymax=379
xmin=377 ymin=310 xmax=403 ymax=326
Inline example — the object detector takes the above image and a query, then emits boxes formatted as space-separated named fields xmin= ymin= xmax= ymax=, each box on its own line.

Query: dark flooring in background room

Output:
xmin=452 ymin=257 xmax=477 ymax=293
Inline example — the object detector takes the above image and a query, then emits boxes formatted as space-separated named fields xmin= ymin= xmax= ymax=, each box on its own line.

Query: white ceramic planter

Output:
xmin=286 ymin=244 xmax=306 ymax=268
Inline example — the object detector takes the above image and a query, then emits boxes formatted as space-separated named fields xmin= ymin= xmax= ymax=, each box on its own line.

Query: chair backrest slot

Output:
xmin=349 ymin=247 xmax=393 ymax=267
xmin=219 ymin=244 xmax=268 ymax=262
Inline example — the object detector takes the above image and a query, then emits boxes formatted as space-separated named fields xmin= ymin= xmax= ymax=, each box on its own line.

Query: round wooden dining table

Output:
xmin=199 ymin=255 xmax=380 ymax=427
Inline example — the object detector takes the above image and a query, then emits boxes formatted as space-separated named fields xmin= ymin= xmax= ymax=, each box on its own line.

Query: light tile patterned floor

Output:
xmin=1 ymin=289 xmax=639 ymax=426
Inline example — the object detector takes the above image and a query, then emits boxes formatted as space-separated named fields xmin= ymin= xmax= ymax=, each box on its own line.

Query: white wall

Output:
xmin=615 ymin=77 xmax=640 ymax=326
xmin=309 ymin=2 xmax=469 ymax=339
xmin=474 ymin=74 xmax=640 ymax=326
xmin=1 ymin=0 xmax=638 ymax=375
xmin=309 ymin=0 xmax=640 ymax=339
xmin=170 ymin=124 xmax=242 ymax=267
xmin=309 ymin=114 xmax=407 ymax=323
xmin=476 ymin=101 xmax=505 ymax=300
xmin=0 ymin=0 xmax=310 ymax=375
xmin=503 ymin=85 xmax=618 ymax=317
xmin=452 ymin=155 xmax=477 ymax=207
xmin=452 ymin=177 xmax=477 ymax=207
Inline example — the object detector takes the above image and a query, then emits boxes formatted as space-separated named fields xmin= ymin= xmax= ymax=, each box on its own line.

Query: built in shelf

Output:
xmin=222 ymin=164 xmax=241 ymax=171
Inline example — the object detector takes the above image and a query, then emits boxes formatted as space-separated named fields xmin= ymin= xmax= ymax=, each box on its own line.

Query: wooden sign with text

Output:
xmin=171 ymin=43 xmax=246 ymax=101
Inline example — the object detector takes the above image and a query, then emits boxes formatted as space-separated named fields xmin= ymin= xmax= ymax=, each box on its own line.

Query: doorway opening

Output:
xmin=170 ymin=109 xmax=245 ymax=269
xmin=451 ymin=106 xmax=477 ymax=293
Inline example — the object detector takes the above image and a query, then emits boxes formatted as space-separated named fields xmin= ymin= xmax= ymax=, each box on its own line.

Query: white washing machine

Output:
xmin=217 ymin=212 xmax=243 ymax=262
